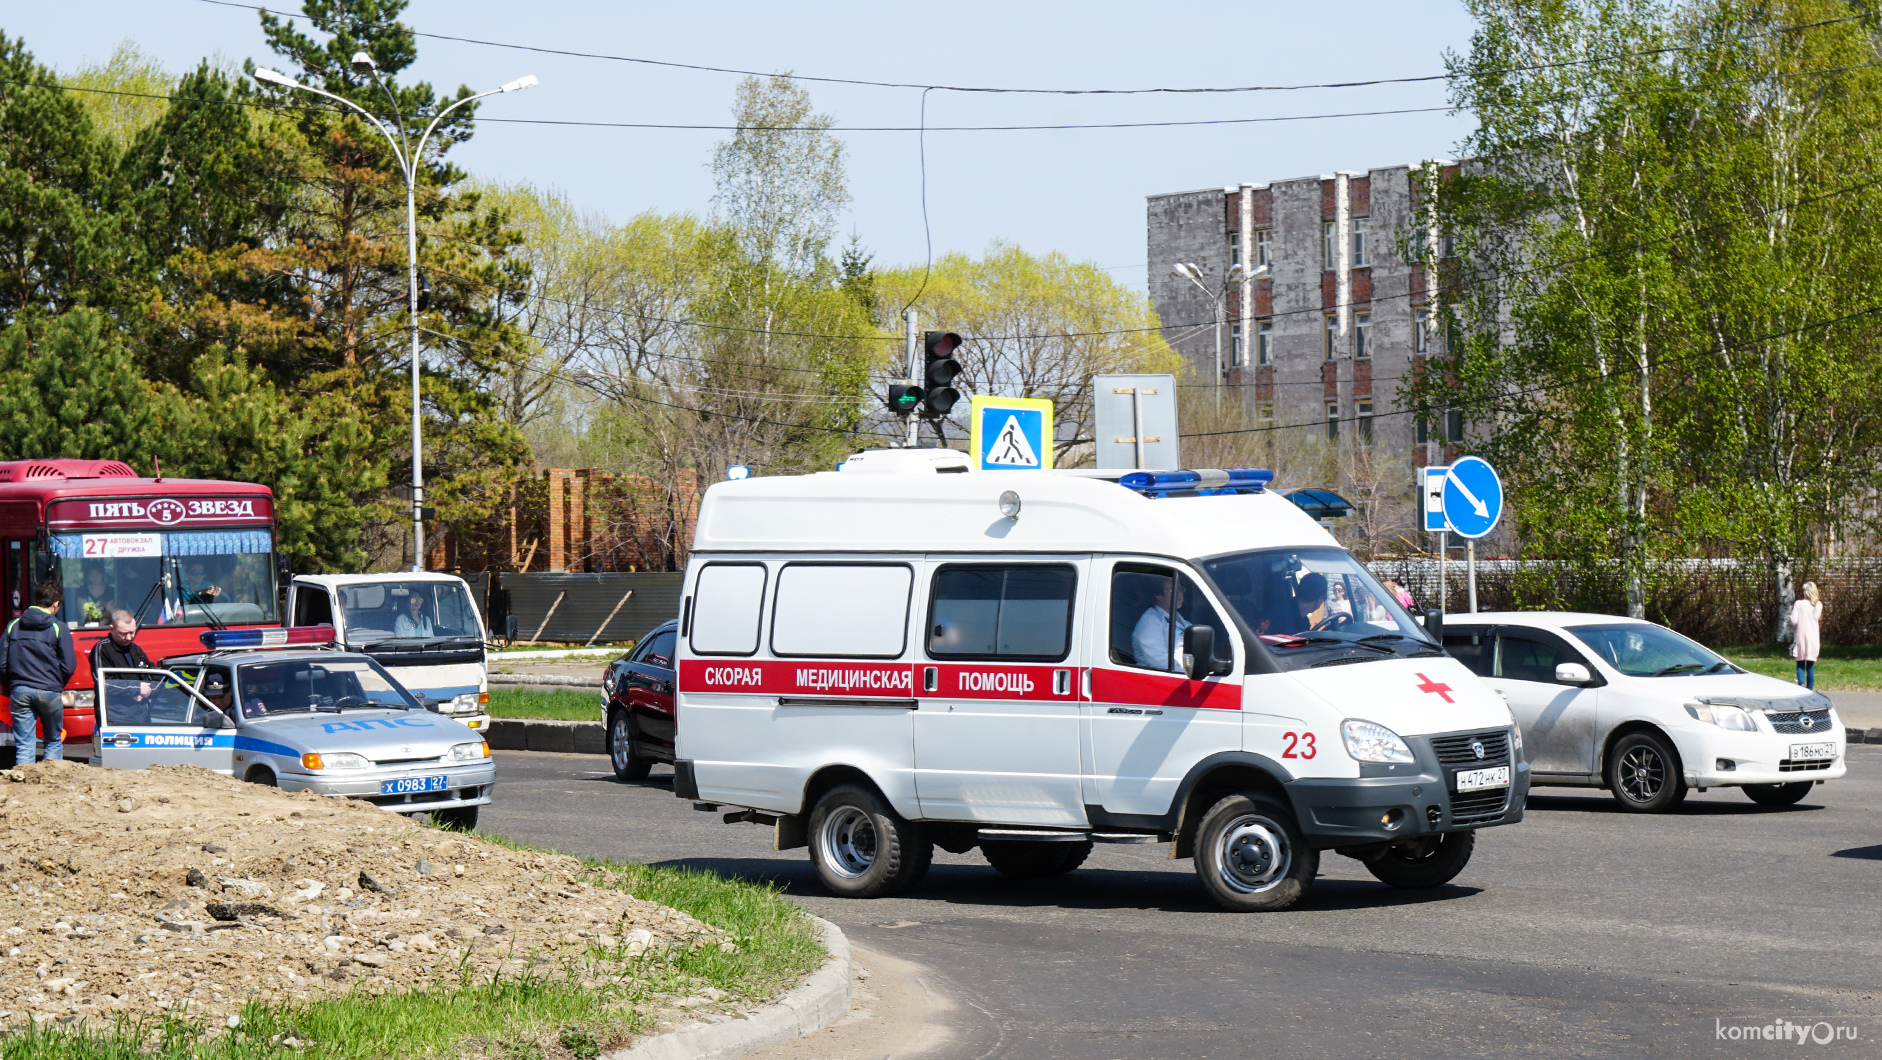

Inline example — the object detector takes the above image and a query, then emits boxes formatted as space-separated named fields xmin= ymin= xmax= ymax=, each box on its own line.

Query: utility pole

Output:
xmin=904 ymin=308 xmax=920 ymax=448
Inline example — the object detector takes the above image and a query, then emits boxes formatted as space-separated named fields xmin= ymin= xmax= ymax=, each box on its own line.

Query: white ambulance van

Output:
xmin=672 ymin=450 xmax=1528 ymax=911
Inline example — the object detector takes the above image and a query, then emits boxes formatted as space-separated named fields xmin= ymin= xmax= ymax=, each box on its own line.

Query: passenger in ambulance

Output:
xmin=1132 ymin=577 xmax=1191 ymax=671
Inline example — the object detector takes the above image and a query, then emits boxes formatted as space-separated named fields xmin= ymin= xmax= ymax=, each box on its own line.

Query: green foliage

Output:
xmin=486 ymin=687 xmax=602 ymax=721
xmin=62 ymin=40 xmax=175 ymax=149
xmin=0 ymin=311 xmax=168 ymax=463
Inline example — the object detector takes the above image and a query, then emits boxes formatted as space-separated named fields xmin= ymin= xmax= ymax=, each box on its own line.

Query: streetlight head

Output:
xmin=350 ymin=51 xmax=378 ymax=76
xmin=1252 ymin=263 xmax=1272 ymax=278
xmin=498 ymin=74 xmax=539 ymax=93
xmin=252 ymin=67 xmax=294 ymax=87
xmin=1227 ymin=263 xmax=1244 ymax=281
xmin=1171 ymin=262 xmax=1202 ymax=281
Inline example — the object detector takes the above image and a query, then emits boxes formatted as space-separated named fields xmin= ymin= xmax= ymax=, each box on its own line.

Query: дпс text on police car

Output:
xmin=669 ymin=449 xmax=1529 ymax=912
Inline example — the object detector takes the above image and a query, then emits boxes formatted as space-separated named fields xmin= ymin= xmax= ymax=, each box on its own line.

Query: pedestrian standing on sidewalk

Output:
xmin=0 ymin=582 xmax=77 ymax=766
xmin=1789 ymin=582 xmax=1823 ymax=690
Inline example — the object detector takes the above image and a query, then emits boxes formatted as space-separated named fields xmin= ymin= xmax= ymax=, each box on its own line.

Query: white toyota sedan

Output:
xmin=1442 ymin=613 xmax=1845 ymax=812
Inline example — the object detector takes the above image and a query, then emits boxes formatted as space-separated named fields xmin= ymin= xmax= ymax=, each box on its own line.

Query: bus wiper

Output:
xmin=1649 ymin=663 xmax=1706 ymax=677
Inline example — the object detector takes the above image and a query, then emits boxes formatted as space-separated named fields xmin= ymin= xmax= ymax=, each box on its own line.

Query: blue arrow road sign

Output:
xmin=1441 ymin=456 xmax=1503 ymax=539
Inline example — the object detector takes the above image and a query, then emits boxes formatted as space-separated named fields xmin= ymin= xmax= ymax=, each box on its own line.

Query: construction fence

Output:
xmin=471 ymin=571 xmax=683 ymax=647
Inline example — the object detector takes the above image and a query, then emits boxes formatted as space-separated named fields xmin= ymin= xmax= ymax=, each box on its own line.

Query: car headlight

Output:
xmin=1510 ymin=724 xmax=1524 ymax=756
xmin=452 ymin=692 xmax=487 ymax=713
xmin=1684 ymin=702 xmax=1759 ymax=732
xmin=1341 ymin=719 xmax=1416 ymax=764
xmin=450 ymin=741 xmax=490 ymax=761
xmin=303 ymin=752 xmax=369 ymax=770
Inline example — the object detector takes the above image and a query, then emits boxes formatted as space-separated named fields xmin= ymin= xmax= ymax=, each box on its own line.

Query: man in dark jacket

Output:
xmin=90 ymin=610 xmax=153 ymax=674
xmin=1 ymin=582 xmax=76 ymax=765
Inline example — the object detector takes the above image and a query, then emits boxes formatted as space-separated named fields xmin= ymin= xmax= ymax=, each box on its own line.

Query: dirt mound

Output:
xmin=0 ymin=760 xmax=728 ymax=1030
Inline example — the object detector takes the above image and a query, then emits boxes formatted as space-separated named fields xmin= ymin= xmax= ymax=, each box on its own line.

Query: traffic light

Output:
xmin=922 ymin=331 xmax=962 ymax=418
xmin=887 ymin=382 xmax=923 ymax=415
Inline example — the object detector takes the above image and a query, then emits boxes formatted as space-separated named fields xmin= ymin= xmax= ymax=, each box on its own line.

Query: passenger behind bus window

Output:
xmin=74 ymin=562 xmax=115 ymax=626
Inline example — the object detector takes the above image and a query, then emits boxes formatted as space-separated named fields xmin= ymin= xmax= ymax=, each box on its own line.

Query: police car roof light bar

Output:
xmin=198 ymin=625 xmax=336 ymax=650
xmin=1117 ymin=467 xmax=1273 ymax=496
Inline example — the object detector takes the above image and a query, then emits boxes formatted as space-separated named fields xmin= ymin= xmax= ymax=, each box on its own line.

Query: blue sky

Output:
xmin=9 ymin=1 xmax=1480 ymax=287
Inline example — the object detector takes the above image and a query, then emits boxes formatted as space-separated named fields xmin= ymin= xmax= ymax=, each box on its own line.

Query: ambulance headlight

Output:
xmin=1341 ymin=719 xmax=1415 ymax=764
xmin=450 ymin=741 xmax=490 ymax=761
xmin=998 ymin=490 xmax=1022 ymax=519
xmin=303 ymin=752 xmax=368 ymax=770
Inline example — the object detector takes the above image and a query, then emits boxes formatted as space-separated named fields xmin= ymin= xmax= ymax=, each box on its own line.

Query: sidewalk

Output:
xmin=1827 ymin=691 xmax=1882 ymax=729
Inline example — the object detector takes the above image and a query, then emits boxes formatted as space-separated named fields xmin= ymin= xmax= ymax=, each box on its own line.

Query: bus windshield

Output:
xmin=54 ymin=530 xmax=279 ymax=630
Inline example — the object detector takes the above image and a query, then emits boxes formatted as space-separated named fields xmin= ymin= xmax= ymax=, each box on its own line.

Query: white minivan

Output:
xmin=672 ymin=450 xmax=1529 ymax=911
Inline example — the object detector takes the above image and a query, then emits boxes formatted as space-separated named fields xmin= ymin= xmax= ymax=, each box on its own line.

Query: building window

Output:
xmin=1229 ymin=231 xmax=1241 ymax=268
xmin=1441 ymin=231 xmax=1456 ymax=258
xmin=1352 ymin=218 xmax=1370 ymax=267
xmin=1256 ymin=320 xmax=1273 ymax=365
xmin=1324 ymin=314 xmax=1339 ymax=360
xmin=1416 ymin=415 xmax=1429 ymax=445
xmin=1358 ymin=400 xmax=1374 ymax=446
xmin=1413 ymin=308 xmax=1429 ymax=356
xmin=1230 ymin=322 xmax=1243 ymax=367
xmin=1326 ymin=401 xmax=1340 ymax=442
xmin=1255 ymin=229 xmax=1272 ymax=269
xmin=1354 ymin=311 xmax=1371 ymax=359
xmin=1256 ymin=401 xmax=1274 ymax=427
xmin=1323 ymin=221 xmax=1337 ymax=270
xmin=1446 ymin=409 xmax=1465 ymax=443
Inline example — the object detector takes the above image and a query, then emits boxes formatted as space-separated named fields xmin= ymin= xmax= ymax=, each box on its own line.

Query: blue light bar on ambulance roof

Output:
xmin=198 ymin=625 xmax=336 ymax=650
xmin=1117 ymin=467 xmax=1274 ymax=496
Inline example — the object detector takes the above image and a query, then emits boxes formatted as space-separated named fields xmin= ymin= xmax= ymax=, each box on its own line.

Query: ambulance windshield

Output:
xmin=1201 ymin=548 xmax=1440 ymax=669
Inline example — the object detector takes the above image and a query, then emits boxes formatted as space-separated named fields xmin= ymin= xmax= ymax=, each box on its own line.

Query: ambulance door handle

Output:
xmin=1053 ymin=669 xmax=1071 ymax=696
xmin=922 ymin=666 xmax=938 ymax=693
xmin=1081 ymin=669 xmax=1092 ymax=699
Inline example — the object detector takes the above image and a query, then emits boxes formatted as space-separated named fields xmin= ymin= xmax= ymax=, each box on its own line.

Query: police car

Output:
xmin=90 ymin=625 xmax=494 ymax=828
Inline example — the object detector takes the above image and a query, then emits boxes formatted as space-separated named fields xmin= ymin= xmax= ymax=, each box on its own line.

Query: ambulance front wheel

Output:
xmin=807 ymin=784 xmax=933 ymax=898
xmin=1194 ymin=791 xmax=1317 ymax=912
xmin=1363 ymin=829 xmax=1475 ymax=889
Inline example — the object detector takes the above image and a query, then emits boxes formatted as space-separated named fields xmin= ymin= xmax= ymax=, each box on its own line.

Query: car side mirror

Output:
xmin=204 ymin=710 xmax=234 ymax=729
xmin=33 ymin=550 xmax=57 ymax=584
xmin=1555 ymin=662 xmax=1594 ymax=686
xmin=1423 ymin=608 xmax=1444 ymax=641
xmin=1182 ymin=624 xmax=1220 ymax=681
xmin=503 ymin=614 xmax=518 ymax=642
xmin=277 ymin=553 xmax=292 ymax=582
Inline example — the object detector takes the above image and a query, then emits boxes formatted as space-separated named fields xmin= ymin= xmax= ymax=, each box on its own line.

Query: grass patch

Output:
xmin=1719 ymin=644 xmax=1882 ymax=692
xmin=0 ymin=856 xmax=823 ymax=1060
xmin=486 ymin=688 xmax=603 ymax=722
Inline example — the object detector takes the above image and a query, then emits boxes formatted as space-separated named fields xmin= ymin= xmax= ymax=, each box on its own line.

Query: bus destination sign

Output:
xmin=47 ymin=495 xmax=274 ymax=529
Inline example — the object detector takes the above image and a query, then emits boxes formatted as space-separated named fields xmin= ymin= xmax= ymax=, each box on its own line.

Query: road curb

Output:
xmin=604 ymin=916 xmax=851 ymax=1060
xmin=487 ymin=719 xmax=606 ymax=754
xmin=490 ymin=673 xmax=607 ymax=687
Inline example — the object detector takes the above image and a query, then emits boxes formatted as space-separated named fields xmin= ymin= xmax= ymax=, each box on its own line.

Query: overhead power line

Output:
xmin=192 ymin=0 xmax=1872 ymax=98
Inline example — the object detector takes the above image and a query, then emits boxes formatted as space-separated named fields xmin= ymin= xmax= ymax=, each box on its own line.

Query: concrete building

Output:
xmin=1147 ymin=166 xmax=1460 ymax=471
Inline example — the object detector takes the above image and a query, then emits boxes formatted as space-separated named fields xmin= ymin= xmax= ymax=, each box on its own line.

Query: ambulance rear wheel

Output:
xmin=1743 ymin=781 xmax=1813 ymax=806
xmin=807 ymin=784 xmax=932 ymax=898
xmin=1194 ymin=791 xmax=1317 ymax=912
xmin=982 ymin=839 xmax=1093 ymax=879
xmin=1364 ymin=830 xmax=1475 ymax=889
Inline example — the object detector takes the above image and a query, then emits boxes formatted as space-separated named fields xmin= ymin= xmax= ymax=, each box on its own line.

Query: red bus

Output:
xmin=0 ymin=459 xmax=280 ymax=759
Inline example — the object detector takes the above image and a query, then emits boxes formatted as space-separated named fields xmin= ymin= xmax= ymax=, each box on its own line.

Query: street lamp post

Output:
xmin=253 ymin=59 xmax=536 ymax=571
xmin=1171 ymin=261 xmax=1251 ymax=410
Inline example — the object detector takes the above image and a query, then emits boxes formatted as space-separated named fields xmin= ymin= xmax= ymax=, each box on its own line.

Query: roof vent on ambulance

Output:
xmin=0 ymin=459 xmax=138 ymax=482
xmin=837 ymin=449 xmax=972 ymax=475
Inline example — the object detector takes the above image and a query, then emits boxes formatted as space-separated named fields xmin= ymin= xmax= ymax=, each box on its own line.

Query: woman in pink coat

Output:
xmin=1790 ymin=582 xmax=1823 ymax=689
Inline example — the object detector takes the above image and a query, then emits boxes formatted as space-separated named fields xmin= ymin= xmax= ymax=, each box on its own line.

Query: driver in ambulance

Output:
xmin=1132 ymin=577 xmax=1191 ymax=672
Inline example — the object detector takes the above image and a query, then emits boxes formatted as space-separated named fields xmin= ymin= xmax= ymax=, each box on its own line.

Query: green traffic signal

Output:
xmin=888 ymin=383 xmax=924 ymax=414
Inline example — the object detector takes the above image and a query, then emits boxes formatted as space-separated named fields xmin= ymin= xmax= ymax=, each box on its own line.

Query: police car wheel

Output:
xmin=608 ymin=711 xmax=652 ymax=783
xmin=1194 ymin=791 xmax=1316 ymax=912
xmin=807 ymin=784 xmax=932 ymax=898
xmin=1606 ymin=731 xmax=1688 ymax=812
xmin=1364 ymin=830 xmax=1475 ymax=889
xmin=982 ymin=839 xmax=1093 ymax=879
xmin=431 ymin=805 xmax=480 ymax=830
xmin=244 ymin=767 xmax=277 ymax=787
xmin=1743 ymin=781 xmax=1813 ymax=807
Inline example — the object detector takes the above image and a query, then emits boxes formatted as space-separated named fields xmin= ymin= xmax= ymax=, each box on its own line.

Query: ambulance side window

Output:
xmin=927 ymin=565 xmax=1076 ymax=662
xmin=689 ymin=563 xmax=768 ymax=656
xmin=1110 ymin=566 xmax=1228 ymax=673
xmin=770 ymin=563 xmax=913 ymax=659
xmin=1444 ymin=631 xmax=1494 ymax=677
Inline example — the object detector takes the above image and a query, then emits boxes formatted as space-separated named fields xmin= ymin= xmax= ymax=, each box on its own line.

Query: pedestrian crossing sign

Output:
xmin=970 ymin=395 xmax=1054 ymax=471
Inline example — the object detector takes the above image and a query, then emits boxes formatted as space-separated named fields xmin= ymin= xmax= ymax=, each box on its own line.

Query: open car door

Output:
xmin=94 ymin=668 xmax=237 ymax=775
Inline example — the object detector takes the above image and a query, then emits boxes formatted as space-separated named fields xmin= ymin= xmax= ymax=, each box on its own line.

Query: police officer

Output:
xmin=0 ymin=582 xmax=76 ymax=765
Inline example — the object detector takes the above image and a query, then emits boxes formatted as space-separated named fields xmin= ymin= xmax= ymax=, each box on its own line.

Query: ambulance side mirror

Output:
xmin=1182 ymin=624 xmax=1223 ymax=681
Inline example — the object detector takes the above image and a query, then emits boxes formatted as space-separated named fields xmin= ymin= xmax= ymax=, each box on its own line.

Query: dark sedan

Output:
xmin=602 ymin=621 xmax=677 ymax=782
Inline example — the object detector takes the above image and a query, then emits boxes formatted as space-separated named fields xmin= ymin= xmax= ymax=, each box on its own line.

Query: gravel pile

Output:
xmin=0 ymin=760 xmax=729 ymax=1031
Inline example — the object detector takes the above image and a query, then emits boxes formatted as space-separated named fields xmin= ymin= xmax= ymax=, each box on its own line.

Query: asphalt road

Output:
xmin=481 ymin=749 xmax=1882 ymax=1060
